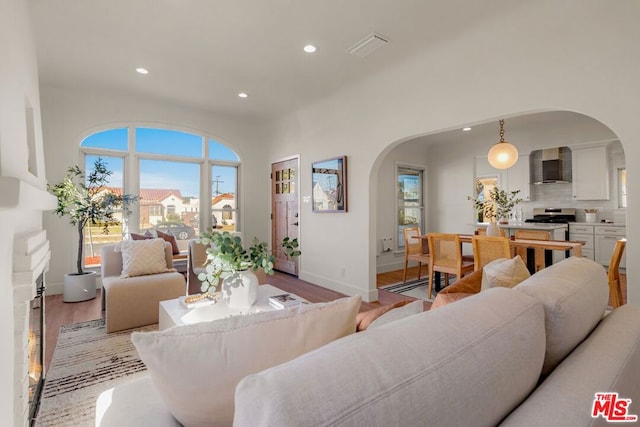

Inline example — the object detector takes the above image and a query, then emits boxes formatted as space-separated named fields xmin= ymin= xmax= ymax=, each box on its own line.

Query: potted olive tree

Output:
xmin=196 ymin=231 xmax=301 ymax=308
xmin=48 ymin=158 xmax=138 ymax=302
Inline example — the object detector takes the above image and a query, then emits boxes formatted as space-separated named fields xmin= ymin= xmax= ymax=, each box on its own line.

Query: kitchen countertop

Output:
xmin=476 ymin=222 xmax=568 ymax=231
xmin=570 ymin=222 xmax=626 ymax=227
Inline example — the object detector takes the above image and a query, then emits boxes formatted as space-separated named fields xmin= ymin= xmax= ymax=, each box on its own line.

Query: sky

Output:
xmin=83 ymin=128 xmax=238 ymax=198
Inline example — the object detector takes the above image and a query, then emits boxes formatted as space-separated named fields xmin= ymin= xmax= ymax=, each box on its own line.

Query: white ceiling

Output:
xmin=28 ymin=0 xmax=617 ymax=140
xmin=415 ymin=111 xmax=617 ymax=147
xmin=29 ymin=0 xmax=512 ymax=121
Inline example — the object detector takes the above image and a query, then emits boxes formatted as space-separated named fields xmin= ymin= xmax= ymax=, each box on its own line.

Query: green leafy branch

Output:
xmin=468 ymin=183 xmax=522 ymax=222
xmin=48 ymin=158 xmax=138 ymax=274
xmin=196 ymin=231 xmax=301 ymax=293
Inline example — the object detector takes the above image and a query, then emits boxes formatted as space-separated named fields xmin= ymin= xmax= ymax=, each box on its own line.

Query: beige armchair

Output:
xmin=101 ymin=241 xmax=186 ymax=333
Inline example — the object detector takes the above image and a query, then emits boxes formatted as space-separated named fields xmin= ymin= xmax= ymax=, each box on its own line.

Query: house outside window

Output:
xmin=82 ymin=154 xmax=125 ymax=267
xmin=397 ymin=165 xmax=425 ymax=249
xmin=80 ymin=126 xmax=240 ymax=266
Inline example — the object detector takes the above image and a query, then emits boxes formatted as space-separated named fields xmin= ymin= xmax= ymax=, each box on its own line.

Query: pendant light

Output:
xmin=488 ymin=119 xmax=518 ymax=169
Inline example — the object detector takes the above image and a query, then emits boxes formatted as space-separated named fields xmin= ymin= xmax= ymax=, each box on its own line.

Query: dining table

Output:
xmin=413 ymin=234 xmax=585 ymax=289
xmin=456 ymin=234 xmax=584 ymax=258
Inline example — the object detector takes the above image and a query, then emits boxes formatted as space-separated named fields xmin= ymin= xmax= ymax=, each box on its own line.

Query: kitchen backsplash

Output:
xmin=520 ymin=182 xmax=626 ymax=224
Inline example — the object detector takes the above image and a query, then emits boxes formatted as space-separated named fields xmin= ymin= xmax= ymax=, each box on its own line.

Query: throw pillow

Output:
xmin=356 ymin=300 xmax=411 ymax=332
xmin=367 ymin=300 xmax=424 ymax=329
xmin=119 ymin=238 xmax=173 ymax=278
xmin=131 ymin=295 xmax=362 ymax=426
xmin=481 ymin=255 xmax=530 ymax=291
xmin=155 ymin=229 xmax=180 ymax=255
xmin=143 ymin=229 xmax=157 ymax=238
xmin=130 ymin=232 xmax=152 ymax=241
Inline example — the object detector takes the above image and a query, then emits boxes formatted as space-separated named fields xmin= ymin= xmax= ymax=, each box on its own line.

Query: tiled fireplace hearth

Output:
xmin=13 ymin=230 xmax=51 ymax=425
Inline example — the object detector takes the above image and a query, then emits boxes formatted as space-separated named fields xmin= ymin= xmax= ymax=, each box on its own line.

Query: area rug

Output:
xmin=35 ymin=319 xmax=156 ymax=427
xmin=380 ymin=276 xmax=457 ymax=302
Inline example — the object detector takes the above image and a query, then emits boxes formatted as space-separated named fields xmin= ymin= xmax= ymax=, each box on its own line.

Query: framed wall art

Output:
xmin=312 ymin=156 xmax=347 ymax=212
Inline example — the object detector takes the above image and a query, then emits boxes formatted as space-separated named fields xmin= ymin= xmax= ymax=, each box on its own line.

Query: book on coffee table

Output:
xmin=178 ymin=294 xmax=217 ymax=309
xmin=269 ymin=293 xmax=305 ymax=309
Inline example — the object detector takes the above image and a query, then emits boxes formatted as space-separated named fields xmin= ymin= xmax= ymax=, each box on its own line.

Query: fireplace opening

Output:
xmin=28 ymin=273 xmax=45 ymax=424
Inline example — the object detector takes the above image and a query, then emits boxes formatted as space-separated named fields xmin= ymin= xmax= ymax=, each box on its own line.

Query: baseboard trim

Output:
xmin=298 ymin=272 xmax=378 ymax=302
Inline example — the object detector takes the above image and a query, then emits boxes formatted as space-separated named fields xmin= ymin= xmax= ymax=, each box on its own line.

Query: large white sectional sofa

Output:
xmin=96 ymin=257 xmax=640 ymax=426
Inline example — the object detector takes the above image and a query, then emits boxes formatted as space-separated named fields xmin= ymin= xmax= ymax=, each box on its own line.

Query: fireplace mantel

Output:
xmin=13 ymin=230 xmax=51 ymax=302
xmin=0 ymin=176 xmax=56 ymax=211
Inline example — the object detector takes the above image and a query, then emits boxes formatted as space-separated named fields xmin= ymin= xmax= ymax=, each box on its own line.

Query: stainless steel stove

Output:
xmin=525 ymin=208 xmax=576 ymax=224
xmin=524 ymin=207 xmax=577 ymax=266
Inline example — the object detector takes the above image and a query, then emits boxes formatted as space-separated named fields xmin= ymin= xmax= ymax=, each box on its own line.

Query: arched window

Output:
xmin=80 ymin=126 xmax=240 ymax=266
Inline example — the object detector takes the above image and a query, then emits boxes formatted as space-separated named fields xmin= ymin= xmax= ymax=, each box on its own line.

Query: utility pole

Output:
xmin=212 ymin=175 xmax=224 ymax=195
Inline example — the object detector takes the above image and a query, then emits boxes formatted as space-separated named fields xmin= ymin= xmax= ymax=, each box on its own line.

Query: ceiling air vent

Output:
xmin=346 ymin=33 xmax=390 ymax=58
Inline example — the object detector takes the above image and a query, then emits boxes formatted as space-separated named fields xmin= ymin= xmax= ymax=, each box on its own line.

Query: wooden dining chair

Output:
xmin=471 ymin=235 xmax=512 ymax=271
xmin=608 ymin=238 xmax=626 ymax=308
xmin=402 ymin=227 xmax=431 ymax=283
xmin=427 ymin=233 xmax=474 ymax=299
xmin=514 ymin=229 xmax=551 ymax=272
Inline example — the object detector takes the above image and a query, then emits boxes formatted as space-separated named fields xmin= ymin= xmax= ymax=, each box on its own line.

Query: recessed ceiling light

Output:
xmin=136 ymin=67 xmax=149 ymax=75
xmin=462 ymin=127 xmax=472 ymax=132
xmin=303 ymin=44 xmax=317 ymax=53
xmin=238 ymin=92 xmax=248 ymax=98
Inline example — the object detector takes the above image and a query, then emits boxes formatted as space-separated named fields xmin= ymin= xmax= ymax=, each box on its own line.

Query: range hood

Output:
xmin=530 ymin=146 xmax=572 ymax=184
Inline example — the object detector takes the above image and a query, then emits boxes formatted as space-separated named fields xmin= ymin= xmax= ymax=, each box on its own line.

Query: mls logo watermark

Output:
xmin=592 ymin=393 xmax=638 ymax=422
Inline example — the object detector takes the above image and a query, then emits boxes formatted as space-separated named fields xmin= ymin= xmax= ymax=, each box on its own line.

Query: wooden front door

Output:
xmin=271 ymin=158 xmax=299 ymax=275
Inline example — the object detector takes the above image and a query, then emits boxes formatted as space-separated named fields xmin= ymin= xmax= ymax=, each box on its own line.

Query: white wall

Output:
xmin=40 ymin=85 xmax=271 ymax=289
xmin=425 ymin=120 xmax=623 ymax=236
xmin=0 ymin=0 xmax=52 ymax=423
xmin=375 ymin=140 xmax=429 ymax=274
xmin=266 ymin=0 xmax=640 ymax=304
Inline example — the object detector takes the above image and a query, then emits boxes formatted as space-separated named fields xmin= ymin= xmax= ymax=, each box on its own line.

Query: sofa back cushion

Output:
xmin=514 ymin=256 xmax=608 ymax=376
xmin=132 ymin=295 xmax=361 ymax=426
xmin=234 ymin=288 xmax=546 ymax=427
xmin=367 ymin=300 xmax=423 ymax=329
xmin=500 ymin=304 xmax=640 ymax=426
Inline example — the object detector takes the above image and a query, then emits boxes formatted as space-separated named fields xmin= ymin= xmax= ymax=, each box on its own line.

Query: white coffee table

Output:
xmin=158 ymin=284 xmax=305 ymax=330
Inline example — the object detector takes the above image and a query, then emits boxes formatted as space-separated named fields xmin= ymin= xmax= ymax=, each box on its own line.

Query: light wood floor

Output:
xmin=43 ymin=270 xmax=415 ymax=372
xmin=44 ymin=266 xmax=625 ymax=373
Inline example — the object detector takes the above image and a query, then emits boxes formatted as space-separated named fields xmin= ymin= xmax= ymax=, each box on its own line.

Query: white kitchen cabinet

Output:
xmin=572 ymin=146 xmax=609 ymax=200
xmin=595 ymin=225 xmax=626 ymax=268
xmin=507 ymin=154 xmax=530 ymax=201
xmin=569 ymin=224 xmax=595 ymax=261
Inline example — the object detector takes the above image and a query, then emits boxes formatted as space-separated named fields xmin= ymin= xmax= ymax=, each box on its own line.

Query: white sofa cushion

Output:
xmin=367 ymin=299 xmax=423 ymax=329
xmin=500 ymin=304 xmax=640 ymax=426
xmin=234 ymin=287 xmax=546 ymax=427
xmin=514 ymin=256 xmax=609 ymax=376
xmin=131 ymin=295 xmax=361 ymax=426
xmin=96 ymin=374 xmax=179 ymax=427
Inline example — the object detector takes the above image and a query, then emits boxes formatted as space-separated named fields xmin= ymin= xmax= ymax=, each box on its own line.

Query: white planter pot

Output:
xmin=222 ymin=270 xmax=258 ymax=309
xmin=63 ymin=271 xmax=97 ymax=302
xmin=486 ymin=221 xmax=502 ymax=237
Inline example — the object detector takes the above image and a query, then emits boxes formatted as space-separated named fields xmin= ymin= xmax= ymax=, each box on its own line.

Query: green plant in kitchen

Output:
xmin=196 ymin=230 xmax=301 ymax=293
xmin=469 ymin=185 xmax=522 ymax=223
xmin=491 ymin=187 xmax=522 ymax=222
